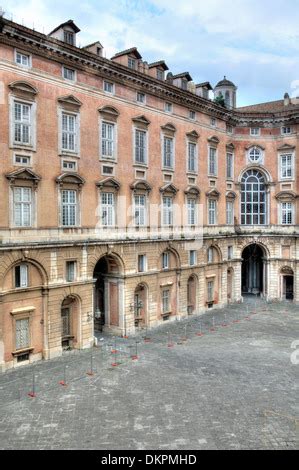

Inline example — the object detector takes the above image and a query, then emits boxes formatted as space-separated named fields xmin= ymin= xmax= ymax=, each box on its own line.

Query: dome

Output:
xmin=215 ymin=76 xmax=236 ymax=88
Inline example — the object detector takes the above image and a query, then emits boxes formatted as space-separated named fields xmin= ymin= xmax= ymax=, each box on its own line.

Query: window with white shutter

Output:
xmin=62 ymin=113 xmax=76 ymax=152
xmin=280 ymin=154 xmax=293 ymax=179
xmin=101 ymin=192 xmax=115 ymax=226
xmin=281 ymin=202 xmax=294 ymax=225
xmin=134 ymin=194 xmax=146 ymax=226
xmin=187 ymin=198 xmax=196 ymax=225
xmin=15 ymin=264 xmax=28 ymax=288
xmin=208 ymin=199 xmax=216 ymax=225
xmin=162 ymin=196 xmax=173 ymax=225
xmin=135 ymin=129 xmax=147 ymax=164
xmin=61 ymin=190 xmax=77 ymax=226
xmin=101 ymin=122 xmax=115 ymax=158
xmin=226 ymin=201 xmax=234 ymax=225
xmin=13 ymin=187 xmax=32 ymax=227
xmin=15 ymin=318 xmax=30 ymax=350
xmin=188 ymin=142 xmax=197 ymax=172
xmin=163 ymin=137 xmax=173 ymax=169
xmin=14 ymin=102 xmax=31 ymax=145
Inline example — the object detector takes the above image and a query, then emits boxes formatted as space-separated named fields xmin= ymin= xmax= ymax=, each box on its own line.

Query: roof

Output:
xmin=172 ymin=72 xmax=193 ymax=81
xmin=111 ymin=47 xmax=142 ymax=60
xmin=196 ymin=82 xmax=213 ymax=90
xmin=83 ymin=41 xmax=103 ymax=49
xmin=215 ymin=76 xmax=236 ymax=88
xmin=48 ymin=20 xmax=80 ymax=35
xmin=237 ymin=99 xmax=299 ymax=113
xmin=148 ymin=60 xmax=169 ymax=71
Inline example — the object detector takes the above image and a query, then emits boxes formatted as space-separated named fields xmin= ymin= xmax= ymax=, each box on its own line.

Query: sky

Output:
xmin=2 ymin=0 xmax=299 ymax=106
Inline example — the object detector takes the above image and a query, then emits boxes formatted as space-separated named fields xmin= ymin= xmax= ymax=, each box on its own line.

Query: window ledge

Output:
xmin=12 ymin=347 xmax=34 ymax=356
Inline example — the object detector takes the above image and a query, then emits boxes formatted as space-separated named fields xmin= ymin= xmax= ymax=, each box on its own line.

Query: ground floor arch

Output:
xmin=93 ymin=254 xmax=124 ymax=332
xmin=241 ymin=244 xmax=267 ymax=296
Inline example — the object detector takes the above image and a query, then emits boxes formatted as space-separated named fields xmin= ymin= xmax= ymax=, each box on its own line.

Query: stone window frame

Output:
xmin=184 ymin=186 xmax=200 ymax=227
xmin=137 ymin=254 xmax=147 ymax=273
xmin=130 ymin=180 xmax=152 ymax=228
xmin=57 ymin=95 xmax=82 ymax=157
xmin=161 ymin=123 xmax=176 ymax=172
xmin=9 ymin=81 xmax=38 ymax=151
xmin=10 ymin=306 xmax=35 ymax=356
xmin=278 ymin=150 xmax=295 ymax=181
xmin=14 ymin=49 xmax=32 ymax=68
xmin=206 ymin=189 xmax=220 ymax=226
xmin=186 ymin=130 xmax=199 ymax=175
xmin=56 ymin=172 xmax=85 ymax=228
xmin=246 ymin=145 xmax=265 ymax=165
xmin=96 ymin=177 xmax=121 ymax=228
xmin=207 ymin=136 xmax=219 ymax=177
xmin=132 ymin=116 xmax=150 ymax=168
xmin=62 ymin=66 xmax=77 ymax=82
xmin=98 ymin=106 xmax=119 ymax=163
xmin=160 ymin=183 xmax=179 ymax=227
xmin=65 ymin=260 xmax=77 ymax=282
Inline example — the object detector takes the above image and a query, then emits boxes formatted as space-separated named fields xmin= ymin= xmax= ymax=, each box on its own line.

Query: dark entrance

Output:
xmin=93 ymin=258 xmax=108 ymax=331
xmin=242 ymin=244 xmax=264 ymax=295
xmin=284 ymin=276 xmax=294 ymax=300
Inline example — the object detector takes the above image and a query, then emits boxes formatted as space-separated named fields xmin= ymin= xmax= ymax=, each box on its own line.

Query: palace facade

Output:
xmin=0 ymin=17 xmax=298 ymax=370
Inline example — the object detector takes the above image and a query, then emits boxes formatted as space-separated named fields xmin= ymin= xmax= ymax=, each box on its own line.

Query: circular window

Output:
xmin=249 ymin=147 xmax=262 ymax=163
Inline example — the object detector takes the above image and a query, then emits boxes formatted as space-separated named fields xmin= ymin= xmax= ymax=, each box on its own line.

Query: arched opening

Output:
xmin=187 ymin=275 xmax=197 ymax=314
xmin=242 ymin=244 xmax=266 ymax=296
xmin=134 ymin=284 xmax=148 ymax=327
xmin=61 ymin=296 xmax=79 ymax=350
xmin=281 ymin=267 xmax=294 ymax=301
xmin=227 ymin=268 xmax=233 ymax=303
xmin=241 ymin=170 xmax=267 ymax=225
xmin=93 ymin=255 xmax=123 ymax=332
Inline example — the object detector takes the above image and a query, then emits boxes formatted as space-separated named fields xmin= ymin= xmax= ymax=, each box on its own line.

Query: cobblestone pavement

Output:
xmin=0 ymin=298 xmax=298 ymax=450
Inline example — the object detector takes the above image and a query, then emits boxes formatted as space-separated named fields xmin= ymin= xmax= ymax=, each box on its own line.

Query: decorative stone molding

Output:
xmin=6 ymin=168 xmax=41 ymax=189
xmin=8 ymin=81 xmax=38 ymax=97
xmin=130 ymin=180 xmax=152 ymax=192
xmin=226 ymin=191 xmax=237 ymax=200
xmin=96 ymin=177 xmax=120 ymax=191
xmin=159 ymin=183 xmax=178 ymax=195
xmin=186 ymin=130 xmax=199 ymax=140
xmin=161 ymin=123 xmax=176 ymax=135
xmin=184 ymin=186 xmax=200 ymax=197
xmin=132 ymin=115 xmax=151 ymax=127
xmin=275 ymin=190 xmax=298 ymax=201
xmin=56 ymin=172 xmax=85 ymax=189
xmin=226 ymin=142 xmax=235 ymax=151
xmin=57 ymin=95 xmax=82 ymax=108
xmin=98 ymin=106 xmax=120 ymax=121
xmin=206 ymin=188 xmax=220 ymax=199
xmin=207 ymin=135 xmax=220 ymax=145
xmin=277 ymin=143 xmax=295 ymax=151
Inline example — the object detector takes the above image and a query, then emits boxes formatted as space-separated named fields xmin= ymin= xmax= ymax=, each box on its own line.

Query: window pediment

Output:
xmin=98 ymin=106 xmax=119 ymax=118
xmin=226 ymin=191 xmax=237 ymax=200
xmin=206 ymin=189 xmax=220 ymax=199
xmin=275 ymin=190 xmax=297 ymax=201
xmin=8 ymin=81 xmax=38 ymax=96
xmin=132 ymin=115 xmax=150 ymax=127
xmin=130 ymin=180 xmax=152 ymax=192
xmin=160 ymin=183 xmax=178 ymax=195
xmin=186 ymin=130 xmax=199 ymax=140
xmin=226 ymin=142 xmax=235 ymax=151
xmin=184 ymin=186 xmax=200 ymax=197
xmin=161 ymin=123 xmax=176 ymax=134
xmin=208 ymin=135 xmax=220 ymax=145
xmin=96 ymin=177 xmax=120 ymax=191
xmin=56 ymin=172 xmax=85 ymax=187
xmin=6 ymin=168 xmax=41 ymax=187
xmin=58 ymin=95 xmax=82 ymax=107
xmin=277 ymin=143 xmax=295 ymax=151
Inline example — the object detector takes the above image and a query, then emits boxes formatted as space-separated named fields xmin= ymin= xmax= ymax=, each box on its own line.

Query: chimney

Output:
xmin=284 ymin=92 xmax=290 ymax=106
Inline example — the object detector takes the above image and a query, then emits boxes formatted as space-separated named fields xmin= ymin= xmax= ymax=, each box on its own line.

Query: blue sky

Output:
xmin=2 ymin=0 xmax=299 ymax=106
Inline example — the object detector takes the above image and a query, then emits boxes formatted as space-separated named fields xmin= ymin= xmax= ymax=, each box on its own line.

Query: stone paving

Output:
xmin=0 ymin=298 xmax=298 ymax=450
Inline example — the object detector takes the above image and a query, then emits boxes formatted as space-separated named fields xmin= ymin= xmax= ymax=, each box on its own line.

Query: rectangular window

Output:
xmin=250 ymin=127 xmax=260 ymax=136
xmin=208 ymin=147 xmax=217 ymax=176
xmin=227 ymin=125 xmax=233 ymax=134
xmin=62 ymin=189 xmax=77 ymax=226
xmin=62 ymin=160 xmax=77 ymax=171
xmin=15 ymin=264 xmax=28 ymax=288
xmin=134 ymin=194 xmax=146 ymax=226
xmin=208 ymin=199 xmax=216 ymax=225
xmin=13 ymin=187 xmax=32 ymax=227
xmin=162 ymin=289 xmax=170 ymax=314
xmin=14 ymin=154 xmax=31 ymax=166
xmin=101 ymin=121 xmax=115 ymax=159
xmin=64 ymin=31 xmax=74 ymax=45
xmin=163 ymin=136 xmax=174 ymax=169
xmin=228 ymin=246 xmax=233 ymax=260
xmin=138 ymin=254 xmax=146 ymax=273
xmin=281 ymin=126 xmax=291 ymax=135
xmin=187 ymin=198 xmax=196 ymax=225
xmin=207 ymin=247 xmax=214 ymax=263
xmin=137 ymin=92 xmax=146 ymax=104
xmin=189 ymin=250 xmax=196 ymax=266
xmin=14 ymin=102 xmax=31 ymax=145
xmin=207 ymin=280 xmax=214 ymax=302
xmin=63 ymin=66 xmax=75 ymax=81
xmin=226 ymin=201 xmax=234 ymax=225
xmin=66 ymin=261 xmax=76 ymax=282
xmin=135 ymin=129 xmax=147 ymax=164
xmin=62 ymin=113 xmax=76 ymax=152
xmin=165 ymin=102 xmax=172 ymax=113
xmin=101 ymin=192 xmax=115 ymax=226
xmin=188 ymin=142 xmax=197 ymax=173
xmin=281 ymin=202 xmax=294 ymax=225
xmin=15 ymin=318 xmax=30 ymax=350
xmin=15 ymin=51 xmax=30 ymax=67
xmin=163 ymin=196 xmax=173 ymax=226
xmin=189 ymin=110 xmax=196 ymax=120
xmin=280 ymin=154 xmax=293 ymax=179
xmin=162 ymin=252 xmax=169 ymax=270
xmin=103 ymin=81 xmax=114 ymax=94
xmin=157 ymin=69 xmax=164 ymax=81
xmin=102 ymin=165 xmax=114 ymax=176
xmin=226 ymin=152 xmax=233 ymax=179
xmin=128 ymin=57 xmax=136 ymax=69
xmin=211 ymin=117 xmax=216 ymax=127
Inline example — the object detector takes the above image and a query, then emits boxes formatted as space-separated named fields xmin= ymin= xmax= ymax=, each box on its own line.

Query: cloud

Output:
xmin=2 ymin=0 xmax=299 ymax=105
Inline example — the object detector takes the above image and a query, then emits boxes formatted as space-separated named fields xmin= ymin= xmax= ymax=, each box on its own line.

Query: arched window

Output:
xmin=248 ymin=146 xmax=262 ymax=163
xmin=241 ymin=170 xmax=267 ymax=225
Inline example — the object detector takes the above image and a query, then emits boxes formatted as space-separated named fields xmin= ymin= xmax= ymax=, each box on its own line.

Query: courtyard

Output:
xmin=0 ymin=298 xmax=297 ymax=450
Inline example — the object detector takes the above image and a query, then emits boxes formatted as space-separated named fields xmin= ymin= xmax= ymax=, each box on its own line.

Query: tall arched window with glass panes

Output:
xmin=241 ymin=170 xmax=267 ymax=225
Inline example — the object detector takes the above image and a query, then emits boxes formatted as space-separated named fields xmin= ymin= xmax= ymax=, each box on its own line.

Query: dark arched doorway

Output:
xmin=93 ymin=255 xmax=123 ymax=332
xmin=242 ymin=244 xmax=265 ymax=296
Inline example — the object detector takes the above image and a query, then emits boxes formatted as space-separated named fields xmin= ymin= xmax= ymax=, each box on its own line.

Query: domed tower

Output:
xmin=214 ymin=76 xmax=237 ymax=109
